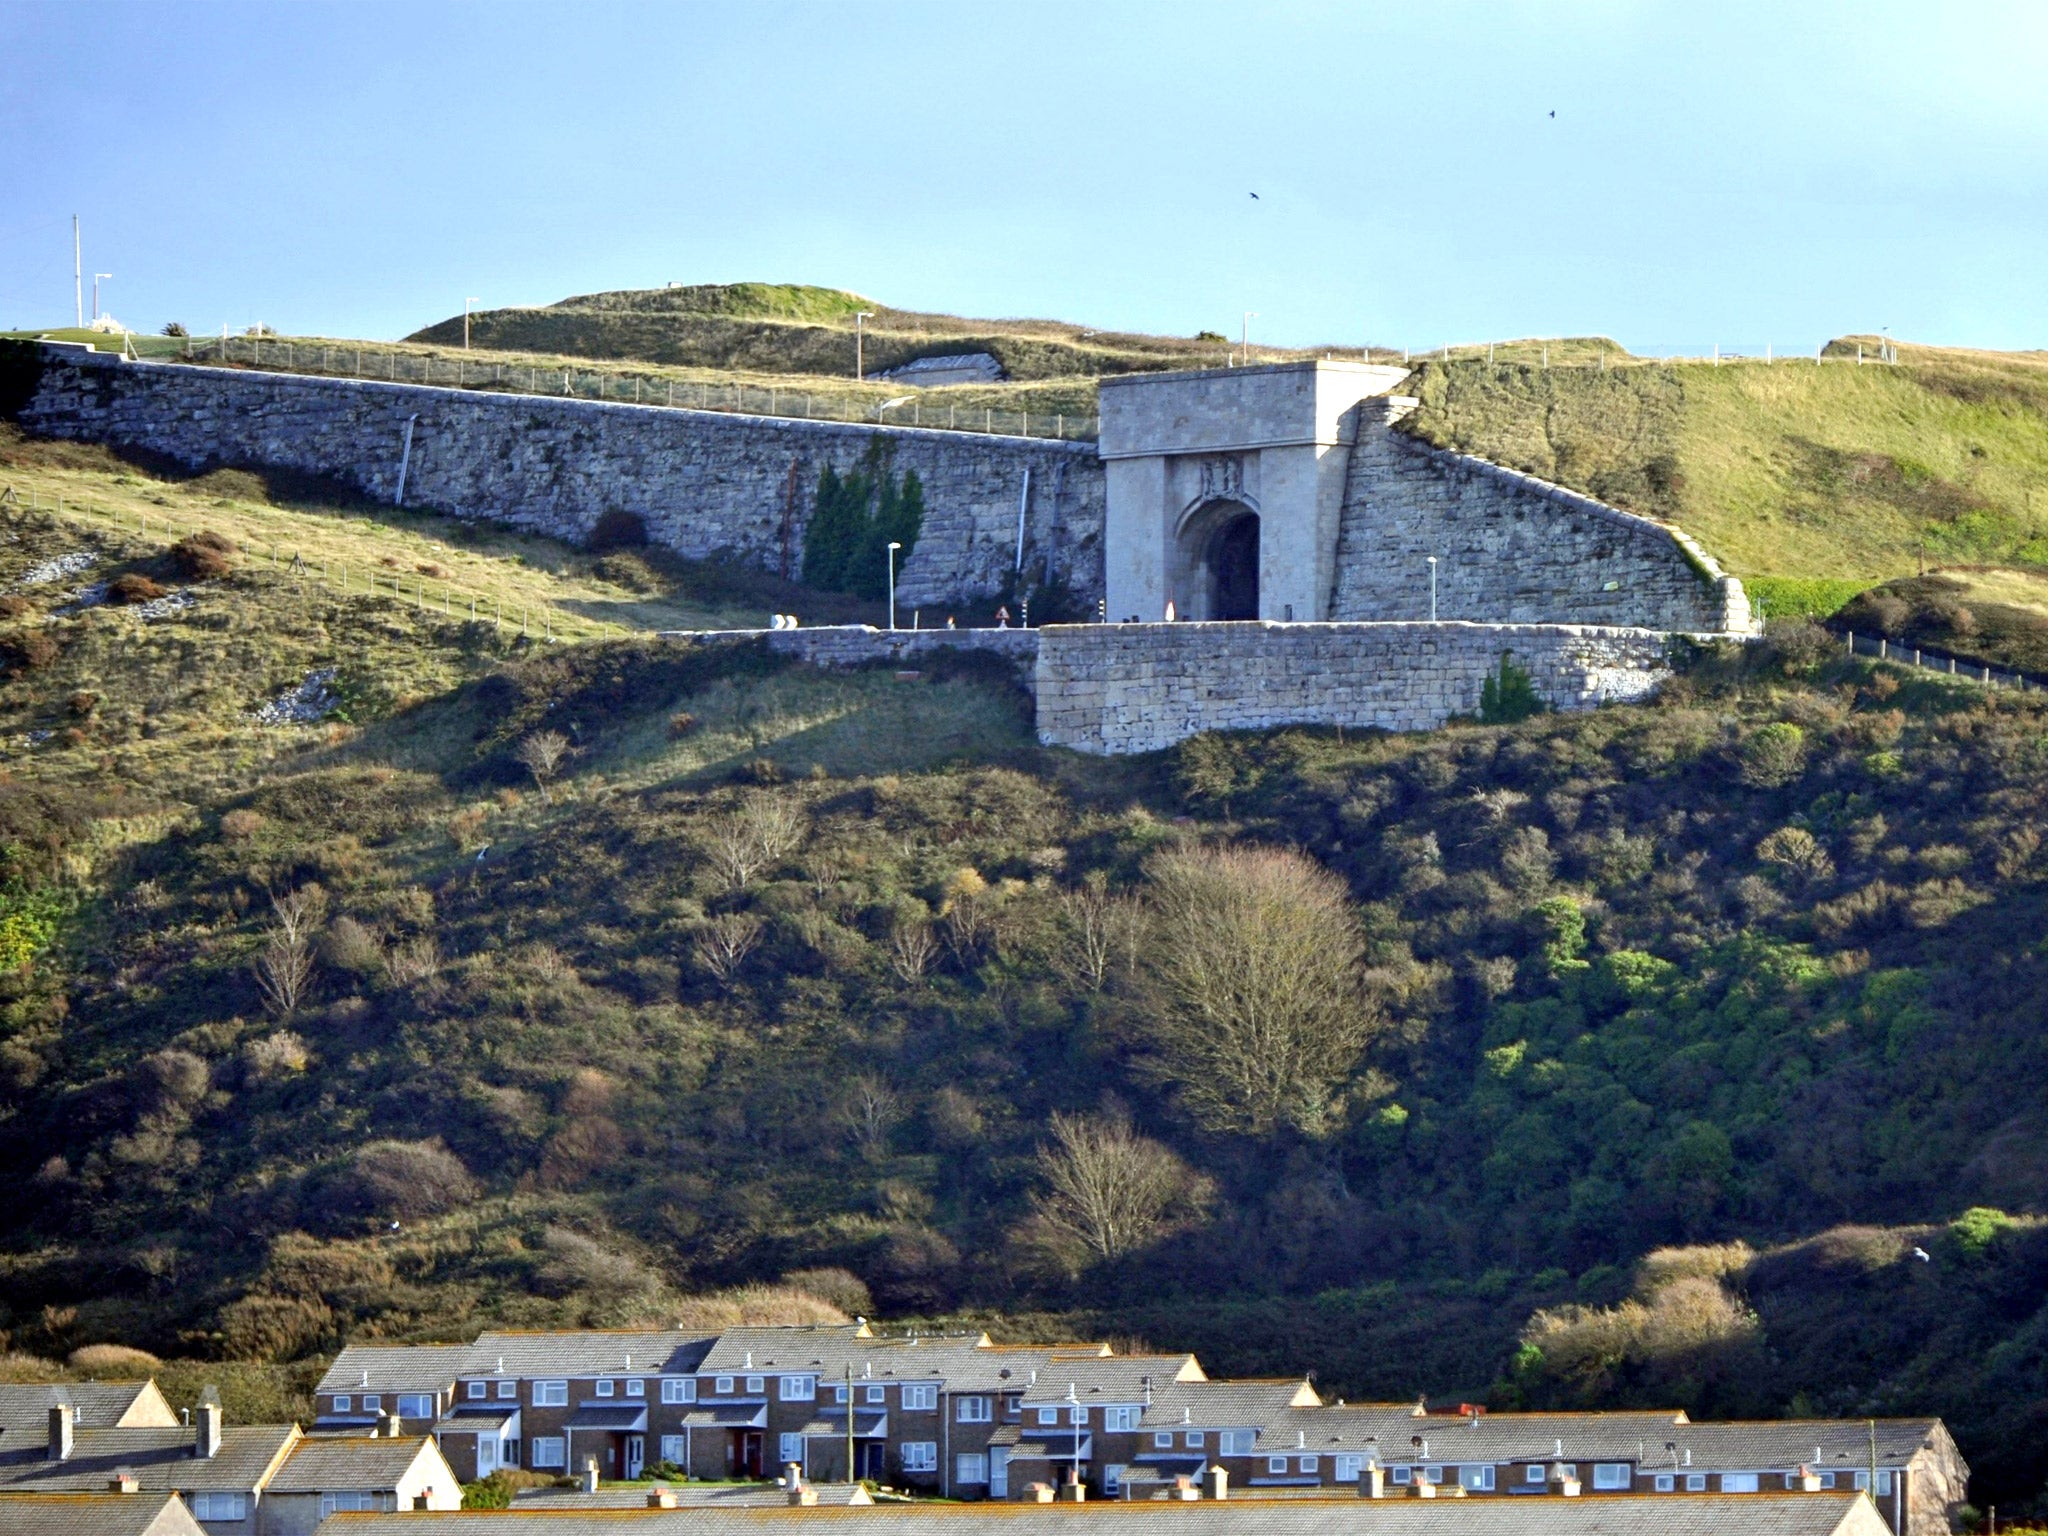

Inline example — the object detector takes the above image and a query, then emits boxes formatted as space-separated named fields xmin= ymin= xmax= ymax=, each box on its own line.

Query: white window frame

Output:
xmin=1393 ymin=1466 xmax=1413 ymax=1485
xmin=661 ymin=1378 xmax=696 ymax=1404
xmin=779 ymin=1432 xmax=803 ymax=1465
xmin=596 ymin=1379 xmax=615 ymax=1398
xmin=1593 ymin=1464 xmax=1631 ymax=1491
xmin=745 ymin=1375 xmax=765 ymax=1395
xmin=533 ymin=1381 xmax=567 ymax=1408
xmin=956 ymin=1453 xmax=989 ymax=1484
xmin=333 ymin=1395 xmax=351 ymax=1413
xmin=1104 ymin=1406 xmax=1138 ymax=1432
xmin=399 ymin=1393 xmax=435 ymax=1419
xmin=956 ymin=1395 xmax=991 ymax=1424
xmin=191 ymin=1493 xmax=250 ymax=1521
xmin=715 ymin=1376 xmax=734 ymax=1396
xmin=362 ymin=1395 xmax=380 ymax=1412
xmin=1688 ymin=1473 xmax=1708 ymax=1491
xmin=781 ymin=1375 xmax=816 ymax=1402
xmin=1153 ymin=1431 xmax=1174 ymax=1448
xmin=1819 ymin=1472 xmax=1837 ymax=1489
xmin=901 ymin=1384 xmax=936 ymax=1412
xmin=1425 ymin=1466 xmax=1445 ymax=1484
xmin=1655 ymin=1474 xmax=1676 ymax=1492
xmin=1267 ymin=1456 xmax=1288 ymax=1475
xmin=1219 ymin=1430 xmax=1254 ymax=1456
xmin=1525 ymin=1464 xmax=1546 ymax=1485
xmin=1184 ymin=1430 xmax=1202 ymax=1447
xmin=1334 ymin=1454 xmax=1364 ymax=1482
xmin=1069 ymin=1406 xmax=1087 ymax=1426
xmin=1300 ymin=1456 xmax=1319 ymax=1475
xmin=1877 ymin=1471 xmax=1894 ymax=1496
xmin=1462 ymin=1464 xmax=1495 ymax=1491
xmin=466 ymin=1382 xmax=485 ymax=1401
xmin=319 ymin=1492 xmax=393 ymax=1516
xmin=1723 ymin=1473 xmax=1760 ymax=1493
xmin=501 ymin=1438 xmax=518 ymax=1468
xmin=659 ymin=1435 xmax=685 ymax=1464
xmin=531 ymin=1436 xmax=567 ymax=1469
xmin=865 ymin=1385 xmax=886 ymax=1406
xmin=834 ymin=1385 xmax=849 ymax=1405
xmin=627 ymin=1378 xmax=645 ymax=1398
xmin=900 ymin=1442 xmax=937 ymax=1473
xmin=1037 ymin=1408 xmax=1059 ymax=1427
xmin=1104 ymin=1463 xmax=1127 ymax=1495
xmin=1853 ymin=1472 xmax=1870 ymax=1491
xmin=496 ymin=1379 xmax=516 ymax=1400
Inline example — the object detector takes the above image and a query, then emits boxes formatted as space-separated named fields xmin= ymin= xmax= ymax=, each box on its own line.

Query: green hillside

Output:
xmin=1397 ymin=341 xmax=2048 ymax=607
xmin=3 ymin=427 xmax=2048 ymax=1505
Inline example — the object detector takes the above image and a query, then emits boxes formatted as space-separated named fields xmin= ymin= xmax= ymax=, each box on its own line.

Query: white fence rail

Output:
xmin=1844 ymin=629 xmax=2044 ymax=692
xmin=169 ymin=336 xmax=1099 ymax=443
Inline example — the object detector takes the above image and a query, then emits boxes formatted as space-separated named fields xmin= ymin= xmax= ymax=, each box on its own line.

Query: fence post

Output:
xmin=1846 ymin=631 xmax=1854 ymax=656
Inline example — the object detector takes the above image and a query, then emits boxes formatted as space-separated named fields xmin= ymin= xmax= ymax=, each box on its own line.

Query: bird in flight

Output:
xmin=1249 ymin=192 xmax=1260 ymax=199
xmin=1911 ymin=1246 xmax=1932 ymax=1263
xmin=1548 ymin=110 xmax=1555 ymax=118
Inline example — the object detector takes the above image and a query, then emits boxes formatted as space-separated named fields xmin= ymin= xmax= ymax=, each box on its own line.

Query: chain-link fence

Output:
xmin=170 ymin=336 xmax=1099 ymax=443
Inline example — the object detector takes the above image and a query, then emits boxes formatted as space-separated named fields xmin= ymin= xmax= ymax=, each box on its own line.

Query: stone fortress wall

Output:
xmin=14 ymin=346 xmax=1104 ymax=612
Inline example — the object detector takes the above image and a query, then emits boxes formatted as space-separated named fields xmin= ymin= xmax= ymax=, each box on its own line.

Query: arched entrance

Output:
xmin=1208 ymin=513 xmax=1260 ymax=620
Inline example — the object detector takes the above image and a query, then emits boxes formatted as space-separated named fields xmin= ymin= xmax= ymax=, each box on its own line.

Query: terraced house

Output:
xmin=288 ymin=1324 xmax=1970 ymax=1535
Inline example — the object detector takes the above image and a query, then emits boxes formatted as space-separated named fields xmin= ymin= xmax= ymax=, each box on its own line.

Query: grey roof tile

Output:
xmin=317 ymin=1346 xmax=474 ymax=1396
xmin=0 ymin=1490 xmax=205 ymax=1536
xmin=0 ymin=1383 xmax=176 ymax=1437
xmin=0 ymin=1425 xmax=299 ymax=1494
xmin=267 ymin=1436 xmax=445 ymax=1494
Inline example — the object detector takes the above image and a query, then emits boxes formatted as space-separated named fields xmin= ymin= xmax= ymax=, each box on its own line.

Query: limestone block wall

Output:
xmin=666 ymin=623 xmax=1040 ymax=671
xmin=1034 ymin=621 xmax=1686 ymax=754
xmin=13 ymin=345 xmax=1105 ymax=611
xmin=1331 ymin=398 xmax=1753 ymax=633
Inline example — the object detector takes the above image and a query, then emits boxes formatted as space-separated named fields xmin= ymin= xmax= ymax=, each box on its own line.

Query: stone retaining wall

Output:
xmin=13 ymin=345 xmax=1104 ymax=611
xmin=1033 ymin=621 xmax=1689 ymax=754
xmin=666 ymin=623 xmax=1040 ymax=671
xmin=1329 ymin=397 xmax=1753 ymax=633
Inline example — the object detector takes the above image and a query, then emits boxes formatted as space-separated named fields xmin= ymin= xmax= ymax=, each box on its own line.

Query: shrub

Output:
xmin=1738 ymin=722 xmax=1807 ymax=787
xmin=779 ymin=1267 xmax=874 ymax=1318
xmin=344 ymin=1138 xmax=478 ymax=1220
xmin=586 ymin=509 xmax=649 ymax=552
xmin=0 ymin=596 xmax=31 ymax=620
xmin=322 ymin=915 xmax=383 ymax=975
xmin=68 ymin=1342 xmax=163 ymax=1375
xmin=219 ymin=808 xmax=265 ymax=841
xmin=65 ymin=691 xmax=98 ymax=718
xmin=169 ymin=530 xmax=236 ymax=579
xmin=216 ymin=1292 xmax=334 ymax=1361
xmin=161 ymin=322 xmax=188 ymax=338
xmin=107 ymin=573 xmax=165 ymax=604
xmin=241 ymin=1030 xmax=309 ymax=1084
xmin=0 ymin=630 xmax=59 ymax=675
xmin=1480 ymin=653 xmax=1545 ymax=724
xmin=1949 ymin=1207 xmax=2016 ymax=1256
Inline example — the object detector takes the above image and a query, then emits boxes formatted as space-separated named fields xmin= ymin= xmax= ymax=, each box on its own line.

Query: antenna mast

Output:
xmin=73 ymin=216 xmax=82 ymax=328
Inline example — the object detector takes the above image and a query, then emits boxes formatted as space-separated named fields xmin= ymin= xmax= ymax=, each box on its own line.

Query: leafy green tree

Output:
xmin=1480 ymin=652 xmax=1545 ymax=723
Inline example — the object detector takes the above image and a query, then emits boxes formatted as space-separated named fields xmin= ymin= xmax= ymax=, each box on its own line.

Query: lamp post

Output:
xmin=1427 ymin=556 xmax=1438 ymax=621
xmin=854 ymin=311 xmax=874 ymax=379
xmin=1241 ymin=311 xmax=1258 ymax=367
xmin=886 ymin=541 xmax=902 ymax=631
xmin=464 ymin=298 xmax=480 ymax=351
xmin=92 ymin=273 xmax=112 ymax=322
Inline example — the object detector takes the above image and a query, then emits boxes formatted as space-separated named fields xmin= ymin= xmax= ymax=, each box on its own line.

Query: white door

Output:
xmin=626 ymin=1435 xmax=645 ymax=1479
xmin=989 ymin=1447 xmax=1009 ymax=1499
xmin=478 ymin=1437 xmax=497 ymax=1476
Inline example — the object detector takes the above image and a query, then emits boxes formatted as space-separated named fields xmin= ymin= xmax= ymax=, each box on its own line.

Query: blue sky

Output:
xmin=2 ymin=1 xmax=2043 ymax=354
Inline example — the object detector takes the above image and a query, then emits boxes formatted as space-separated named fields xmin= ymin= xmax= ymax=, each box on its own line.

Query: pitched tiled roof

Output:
xmin=0 ymin=1383 xmax=176 ymax=1437
xmin=0 ymin=1491 xmax=205 ymax=1536
xmin=564 ymin=1408 xmax=650 ymax=1433
xmin=313 ymin=1489 xmax=1889 ymax=1536
xmin=1139 ymin=1380 xmax=1320 ymax=1430
xmin=695 ymin=1326 xmax=877 ymax=1375
xmin=1018 ymin=1356 xmax=1205 ymax=1405
xmin=512 ymin=1482 xmax=872 ymax=1509
xmin=1657 ymin=1420 xmax=1949 ymax=1472
xmin=268 ymin=1436 xmax=445 ymax=1494
xmin=0 ymin=1424 xmax=299 ymax=1494
xmin=317 ymin=1346 xmax=475 ymax=1396
xmin=468 ymin=1333 xmax=717 ymax=1379
xmin=1266 ymin=1407 xmax=1695 ymax=1462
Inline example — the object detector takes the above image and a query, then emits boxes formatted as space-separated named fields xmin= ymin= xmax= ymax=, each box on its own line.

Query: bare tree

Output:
xmin=1033 ymin=1109 xmax=1211 ymax=1262
xmin=888 ymin=915 xmax=938 ymax=982
xmin=838 ymin=1074 xmax=901 ymax=1159
xmin=254 ymin=887 xmax=324 ymax=1020
xmin=703 ymin=791 xmax=807 ymax=891
xmin=1054 ymin=876 xmax=1142 ymax=993
xmin=515 ymin=730 xmax=571 ymax=805
xmin=693 ymin=911 xmax=764 ymax=983
xmin=1136 ymin=845 xmax=1379 ymax=1138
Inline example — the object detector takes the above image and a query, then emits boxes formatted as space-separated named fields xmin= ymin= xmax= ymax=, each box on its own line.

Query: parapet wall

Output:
xmin=665 ymin=624 xmax=1040 ymax=670
xmin=12 ymin=345 xmax=1105 ymax=611
xmin=1034 ymin=621 xmax=1687 ymax=754
xmin=1331 ymin=398 xmax=1752 ymax=633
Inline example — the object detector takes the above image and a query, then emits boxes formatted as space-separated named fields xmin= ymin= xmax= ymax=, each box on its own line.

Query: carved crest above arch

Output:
xmin=1198 ymin=454 xmax=1244 ymax=503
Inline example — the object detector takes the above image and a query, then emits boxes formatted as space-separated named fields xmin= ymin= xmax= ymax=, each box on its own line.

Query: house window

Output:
xmin=1184 ymin=1430 xmax=1202 ymax=1448
xmin=1335 ymin=1455 xmax=1364 ymax=1482
xmin=320 ymin=1493 xmax=395 ymax=1516
xmin=1877 ymin=1472 xmax=1894 ymax=1496
xmin=659 ymin=1436 xmax=684 ymax=1465
xmin=900 ymin=1443 xmax=937 ymax=1473
xmin=333 ymin=1395 xmax=351 ymax=1414
xmin=1153 ymin=1432 xmax=1174 ymax=1449
xmin=782 ymin=1376 xmax=816 ymax=1402
xmin=533 ymin=1382 xmax=567 ymax=1408
xmin=595 ymin=1379 xmax=615 ymax=1398
xmin=1722 ymin=1473 xmax=1760 ymax=1493
xmin=661 ymin=1379 xmax=696 ymax=1404
xmin=1219 ymin=1430 xmax=1254 ymax=1456
xmin=957 ymin=1453 xmax=989 ymax=1484
xmin=1853 ymin=1473 xmax=1870 ymax=1491
xmin=1655 ymin=1475 xmax=1676 ymax=1492
xmin=1425 ymin=1466 xmax=1445 ymax=1485
xmin=956 ymin=1396 xmax=991 ymax=1423
xmin=715 ymin=1377 xmax=734 ymax=1396
xmin=496 ymin=1380 xmax=516 ymax=1400
xmin=1038 ymin=1409 xmax=1060 ymax=1427
xmin=398 ymin=1394 xmax=434 ymax=1420
xmin=865 ymin=1386 xmax=886 ymax=1406
xmin=1300 ymin=1457 xmax=1320 ymax=1475
xmin=834 ymin=1386 xmax=849 ymax=1405
xmin=1004 ymin=1395 xmax=1021 ymax=1420
xmin=1392 ymin=1466 xmax=1413 ymax=1486
xmin=1104 ymin=1464 xmax=1127 ymax=1496
xmin=466 ymin=1382 xmax=485 ymax=1401
xmin=1268 ymin=1456 xmax=1289 ymax=1475
xmin=902 ymin=1384 xmax=935 ymax=1412
xmin=627 ymin=1379 xmax=645 ymax=1398
xmin=1070 ymin=1407 xmax=1086 ymax=1427
xmin=531 ymin=1436 xmax=567 ymax=1469
xmin=1557 ymin=1465 xmax=1577 ymax=1482
xmin=1525 ymin=1465 xmax=1546 ymax=1485
xmin=501 ymin=1439 xmax=519 ymax=1468
xmin=1104 ymin=1406 xmax=1138 ymax=1432
xmin=1819 ymin=1473 xmax=1836 ymax=1489
xmin=191 ymin=1493 xmax=249 ymax=1521
xmin=746 ymin=1376 xmax=765 ymax=1395
xmin=1688 ymin=1474 xmax=1708 ymax=1492
xmin=1461 ymin=1465 xmax=1495 ymax=1491
xmin=362 ymin=1395 xmax=381 ymax=1412
xmin=1593 ymin=1464 xmax=1632 ymax=1491
xmin=780 ymin=1433 xmax=804 ymax=1465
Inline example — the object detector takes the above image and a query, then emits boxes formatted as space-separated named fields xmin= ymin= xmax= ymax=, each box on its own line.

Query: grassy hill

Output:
xmin=3 ymin=433 xmax=2048 ymax=1504
xmin=1396 ymin=341 xmax=2048 ymax=612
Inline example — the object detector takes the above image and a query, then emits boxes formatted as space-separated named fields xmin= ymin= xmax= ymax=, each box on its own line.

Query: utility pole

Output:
xmin=887 ymin=541 xmax=902 ymax=631
xmin=1241 ymin=311 xmax=1258 ymax=367
xmin=73 ymin=217 xmax=82 ymax=328
xmin=465 ymin=297 xmax=480 ymax=350
xmin=93 ymin=274 xmax=112 ymax=322
xmin=854 ymin=311 xmax=873 ymax=380
xmin=1427 ymin=555 xmax=1439 ymax=621
xmin=844 ymin=1364 xmax=856 ymax=1485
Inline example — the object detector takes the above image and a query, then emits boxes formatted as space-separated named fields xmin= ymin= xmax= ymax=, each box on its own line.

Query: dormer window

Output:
xmin=466 ymin=1382 xmax=485 ymax=1401
xmin=334 ymin=1395 xmax=351 ymax=1413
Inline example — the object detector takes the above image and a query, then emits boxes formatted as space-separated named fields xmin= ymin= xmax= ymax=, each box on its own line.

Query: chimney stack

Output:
xmin=194 ymin=1392 xmax=223 ymax=1460
xmin=647 ymin=1488 xmax=679 ymax=1509
xmin=1360 ymin=1461 xmax=1386 ymax=1500
xmin=48 ymin=1403 xmax=75 ymax=1462
xmin=379 ymin=1410 xmax=403 ymax=1439
xmin=109 ymin=1473 xmax=140 ymax=1494
xmin=581 ymin=1458 xmax=600 ymax=1495
xmin=1204 ymin=1466 xmax=1228 ymax=1502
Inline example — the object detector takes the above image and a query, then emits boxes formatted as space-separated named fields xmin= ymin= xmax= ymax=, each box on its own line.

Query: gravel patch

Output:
xmin=252 ymin=668 xmax=341 ymax=726
xmin=134 ymin=589 xmax=199 ymax=622
xmin=53 ymin=582 xmax=108 ymax=617
xmin=17 ymin=551 xmax=97 ymax=587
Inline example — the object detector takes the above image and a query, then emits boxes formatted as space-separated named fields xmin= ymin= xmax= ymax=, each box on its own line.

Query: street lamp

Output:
xmin=1427 ymin=556 xmax=1438 ymax=621
xmin=464 ymin=298 xmax=480 ymax=351
xmin=1240 ymin=311 xmax=1258 ymax=367
xmin=886 ymin=541 xmax=903 ymax=630
xmin=854 ymin=311 xmax=874 ymax=379
xmin=92 ymin=273 xmax=112 ymax=322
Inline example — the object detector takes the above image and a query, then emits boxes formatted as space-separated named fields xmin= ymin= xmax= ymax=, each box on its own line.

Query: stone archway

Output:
xmin=1172 ymin=498 xmax=1261 ymax=620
